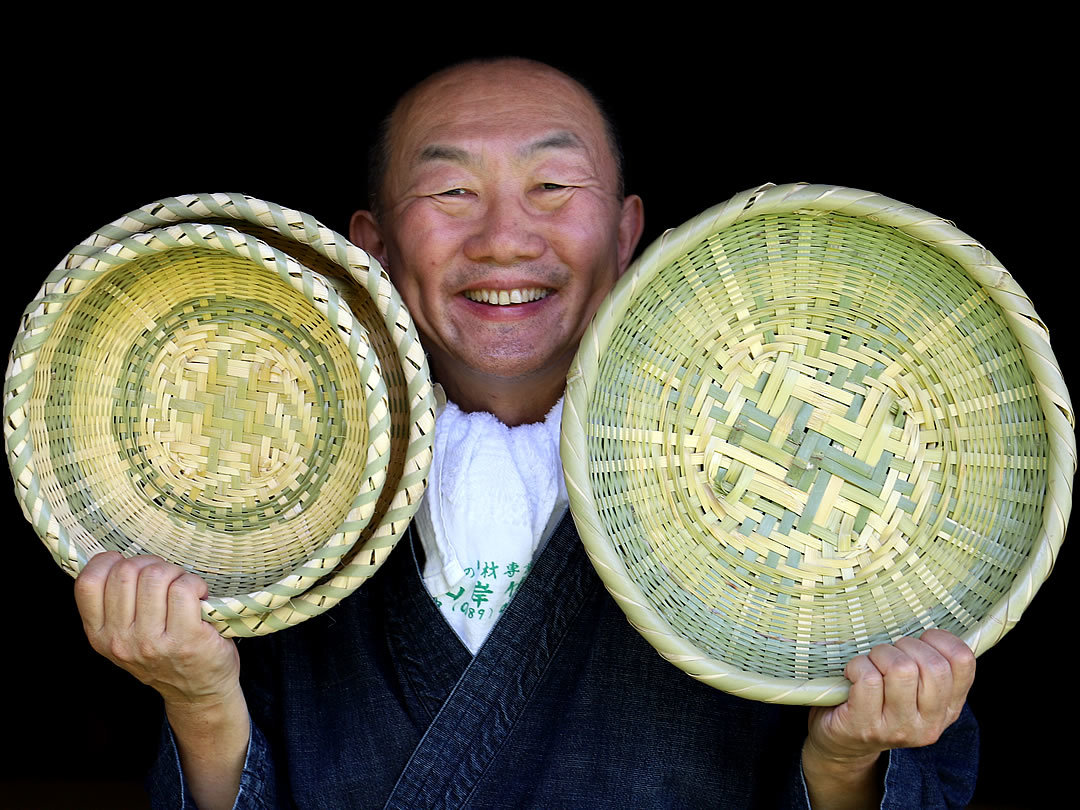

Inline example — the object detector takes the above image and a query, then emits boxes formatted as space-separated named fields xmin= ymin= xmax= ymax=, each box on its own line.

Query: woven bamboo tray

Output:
xmin=5 ymin=193 xmax=436 ymax=637
xmin=562 ymin=182 xmax=1075 ymax=705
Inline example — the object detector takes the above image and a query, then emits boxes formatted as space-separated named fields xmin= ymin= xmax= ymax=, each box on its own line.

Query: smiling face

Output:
xmin=352 ymin=60 xmax=643 ymax=425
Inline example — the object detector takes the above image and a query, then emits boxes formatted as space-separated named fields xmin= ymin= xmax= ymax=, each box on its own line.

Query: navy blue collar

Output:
xmin=381 ymin=511 xmax=598 ymax=810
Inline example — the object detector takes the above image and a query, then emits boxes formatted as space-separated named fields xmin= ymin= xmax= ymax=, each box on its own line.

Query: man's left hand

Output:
xmin=801 ymin=629 xmax=976 ymax=809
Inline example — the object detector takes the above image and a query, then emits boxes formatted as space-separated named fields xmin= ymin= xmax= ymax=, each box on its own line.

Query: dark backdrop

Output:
xmin=4 ymin=34 xmax=1073 ymax=809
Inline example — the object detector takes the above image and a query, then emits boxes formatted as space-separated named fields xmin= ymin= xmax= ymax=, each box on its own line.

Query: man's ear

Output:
xmin=350 ymin=210 xmax=389 ymax=268
xmin=616 ymin=194 xmax=645 ymax=277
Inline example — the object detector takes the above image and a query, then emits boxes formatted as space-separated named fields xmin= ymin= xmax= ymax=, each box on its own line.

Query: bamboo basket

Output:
xmin=5 ymin=193 xmax=435 ymax=637
xmin=562 ymin=182 xmax=1075 ymax=705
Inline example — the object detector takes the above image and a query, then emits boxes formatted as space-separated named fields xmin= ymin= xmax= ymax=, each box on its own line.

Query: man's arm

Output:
xmin=800 ymin=629 xmax=977 ymax=810
xmin=74 ymin=552 xmax=251 ymax=810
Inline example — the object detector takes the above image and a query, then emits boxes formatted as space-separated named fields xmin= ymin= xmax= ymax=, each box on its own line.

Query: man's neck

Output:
xmin=432 ymin=360 xmax=566 ymax=427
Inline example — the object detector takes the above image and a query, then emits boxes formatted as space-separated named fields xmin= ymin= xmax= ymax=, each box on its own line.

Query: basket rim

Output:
xmin=562 ymin=181 xmax=1076 ymax=705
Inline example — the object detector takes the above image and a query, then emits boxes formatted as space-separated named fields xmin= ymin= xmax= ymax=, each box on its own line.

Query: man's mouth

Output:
xmin=462 ymin=287 xmax=552 ymax=306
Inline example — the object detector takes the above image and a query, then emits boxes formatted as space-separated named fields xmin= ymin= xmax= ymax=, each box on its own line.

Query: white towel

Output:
xmin=415 ymin=396 xmax=568 ymax=654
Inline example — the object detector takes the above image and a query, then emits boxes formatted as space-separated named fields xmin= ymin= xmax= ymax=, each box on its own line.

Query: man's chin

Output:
xmin=430 ymin=341 xmax=575 ymax=387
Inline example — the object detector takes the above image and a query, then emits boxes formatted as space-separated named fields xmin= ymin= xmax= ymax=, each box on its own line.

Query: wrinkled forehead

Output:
xmin=387 ymin=61 xmax=617 ymax=178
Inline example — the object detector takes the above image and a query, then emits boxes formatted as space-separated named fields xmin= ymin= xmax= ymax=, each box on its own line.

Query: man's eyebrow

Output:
xmin=520 ymin=131 xmax=585 ymax=157
xmin=415 ymin=144 xmax=475 ymax=166
xmin=413 ymin=132 xmax=585 ymax=167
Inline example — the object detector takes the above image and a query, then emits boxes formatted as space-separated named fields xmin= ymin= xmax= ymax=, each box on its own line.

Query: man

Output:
xmin=74 ymin=58 xmax=978 ymax=809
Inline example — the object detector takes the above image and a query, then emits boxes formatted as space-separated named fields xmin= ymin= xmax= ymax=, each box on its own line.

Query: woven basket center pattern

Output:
xmin=587 ymin=212 xmax=1048 ymax=680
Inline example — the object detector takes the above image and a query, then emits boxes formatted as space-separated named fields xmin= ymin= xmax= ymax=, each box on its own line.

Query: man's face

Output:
xmin=357 ymin=62 xmax=642 ymax=404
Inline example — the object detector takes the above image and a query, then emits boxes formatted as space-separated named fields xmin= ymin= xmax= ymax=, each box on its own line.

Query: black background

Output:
xmin=3 ymin=27 xmax=1074 ymax=809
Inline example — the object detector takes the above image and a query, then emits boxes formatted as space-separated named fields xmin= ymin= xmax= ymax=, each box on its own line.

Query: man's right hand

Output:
xmin=74 ymin=552 xmax=250 ymax=810
xmin=74 ymin=552 xmax=240 ymax=706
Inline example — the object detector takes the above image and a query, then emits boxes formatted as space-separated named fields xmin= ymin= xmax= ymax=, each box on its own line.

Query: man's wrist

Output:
xmin=802 ymin=736 xmax=882 ymax=774
xmin=163 ymin=676 xmax=244 ymax=713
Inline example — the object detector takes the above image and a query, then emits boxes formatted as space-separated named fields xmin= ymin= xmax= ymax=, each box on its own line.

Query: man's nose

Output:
xmin=463 ymin=195 xmax=546 ymax=265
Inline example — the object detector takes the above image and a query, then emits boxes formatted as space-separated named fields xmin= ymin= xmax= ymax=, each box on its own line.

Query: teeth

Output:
xmin=463 ymin=287 xmax=551 ymax=305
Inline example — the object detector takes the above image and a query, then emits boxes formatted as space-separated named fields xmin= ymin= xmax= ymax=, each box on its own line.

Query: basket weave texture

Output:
xmin=562 ymin=183 xmax=1075 ymax=705
xmin=5 ymin=193 xmax=435 ymax=637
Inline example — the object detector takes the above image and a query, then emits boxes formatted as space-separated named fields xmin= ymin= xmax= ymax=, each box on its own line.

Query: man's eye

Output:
xmin=539 ymin=183 xmax=568 ymax=191
xmin=437 ymin=188 xmax=469 ymax=197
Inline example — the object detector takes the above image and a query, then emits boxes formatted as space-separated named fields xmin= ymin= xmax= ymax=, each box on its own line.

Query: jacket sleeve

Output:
xmin=147 ymin=716 xmax=281 ymax=810
xmin=879 ymin=703 xmax=979 ymax=809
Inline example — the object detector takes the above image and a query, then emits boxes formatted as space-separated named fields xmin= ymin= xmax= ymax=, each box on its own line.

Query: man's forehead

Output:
xmin=389 ymin=61 xmax=608 ymax=162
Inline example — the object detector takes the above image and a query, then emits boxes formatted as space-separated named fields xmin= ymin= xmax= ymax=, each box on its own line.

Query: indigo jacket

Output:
xmin=150 ymin=513 xmax=978 ymax=809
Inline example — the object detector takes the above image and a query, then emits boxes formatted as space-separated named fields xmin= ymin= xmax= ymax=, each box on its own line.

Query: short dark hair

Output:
xmin=365 ymin=58 xmax=625 ymax=220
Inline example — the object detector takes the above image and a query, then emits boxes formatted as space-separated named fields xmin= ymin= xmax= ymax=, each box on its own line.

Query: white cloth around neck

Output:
xmin=415 ymin=396 xmax=568 ymax=654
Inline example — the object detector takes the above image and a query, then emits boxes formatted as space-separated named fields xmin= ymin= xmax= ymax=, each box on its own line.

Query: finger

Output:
xmin=133 ymin=561 xmax=189 ymax=640
xmin=919 ymin=629 xmax=976 ymax=717
xmin=894 ymin=635 xmax=952 ymax=718
xmin=101 ymin=555 xmax=165 ymax=633
xmin=868 ymin=643 xmax=920 ymax=728
xmin=165 ymin=571 xmax=211 ymax=640
xmin=844 ymin=653 xmax=886 ymax=726
xmin=74 ymin=551 xmax=124 ymax=633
